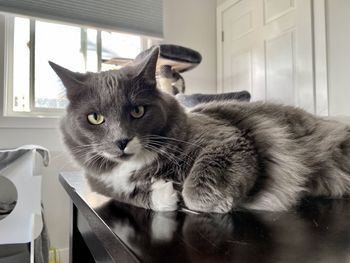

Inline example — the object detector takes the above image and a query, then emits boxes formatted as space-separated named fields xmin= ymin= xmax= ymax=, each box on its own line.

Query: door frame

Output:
xmin=216 ymin=0 xmax=241 ymax=94
xmin=217 ymin=0 xmax=329 ymax=116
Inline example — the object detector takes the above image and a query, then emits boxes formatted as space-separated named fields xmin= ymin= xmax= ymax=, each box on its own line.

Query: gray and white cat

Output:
xmin=50 ymin=47 xmax=350 ymax=213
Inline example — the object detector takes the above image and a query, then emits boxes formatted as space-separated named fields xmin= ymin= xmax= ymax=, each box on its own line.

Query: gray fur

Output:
xmin=175 ymin=91 xmax=251 ymax=107
xmin=50 ymin=47 xmax=350 ymax=213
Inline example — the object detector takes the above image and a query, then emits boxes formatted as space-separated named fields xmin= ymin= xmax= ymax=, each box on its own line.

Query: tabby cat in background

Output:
xmin=50 ymin=47 xmax=350 ymax=213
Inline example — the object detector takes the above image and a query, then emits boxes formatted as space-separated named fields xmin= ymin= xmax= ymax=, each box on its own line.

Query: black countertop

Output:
xmin=60 ymin=172 xmax=350 ymax=263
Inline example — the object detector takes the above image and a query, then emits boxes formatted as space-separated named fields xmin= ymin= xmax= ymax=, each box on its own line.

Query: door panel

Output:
xmin=228 ymin=50 xmax=252 ymax=93
xmin=231 ymin=12 xmax=253 ymax=40
xmin=222 ymin=0 xmax=256 ymax=94
xmin=264 ymin=0 xmax=295 ymax=23
xmin=220 ymin=0 xmax=314 ymax=113
xmin=265 ymin=30 xmax=295 ymax=105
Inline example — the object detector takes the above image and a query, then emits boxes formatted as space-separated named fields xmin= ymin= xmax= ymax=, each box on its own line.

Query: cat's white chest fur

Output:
xmin=91 ymin=150 xmax=178 ymax=211
xmin=97 ymin=152 xmax=156 ymax=194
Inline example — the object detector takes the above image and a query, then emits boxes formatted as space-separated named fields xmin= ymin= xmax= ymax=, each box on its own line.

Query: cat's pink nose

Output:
xmin=115 ymin=139 xmax=130 ymax=151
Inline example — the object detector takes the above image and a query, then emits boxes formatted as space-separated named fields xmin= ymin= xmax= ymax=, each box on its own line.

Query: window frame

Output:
xmin=0 ymin=14 xmax=161 ymax=127
xmin=5 ymin=16 xmax=75 ymax=117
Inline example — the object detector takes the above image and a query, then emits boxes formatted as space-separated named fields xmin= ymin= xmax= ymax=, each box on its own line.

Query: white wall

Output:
xmin=163 ymin=0 xmax=217 ymax=94
xmin=326 ymin=0 xmax=350 ymax=116
xmin=0 ymin=1 xmax=217 ymax=262
xmin=217 ymin=0 xmax=226 ymax=6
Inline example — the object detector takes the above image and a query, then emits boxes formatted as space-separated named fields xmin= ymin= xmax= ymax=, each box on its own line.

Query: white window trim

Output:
xmin=0 ymin=13 xmax=161 ymax=128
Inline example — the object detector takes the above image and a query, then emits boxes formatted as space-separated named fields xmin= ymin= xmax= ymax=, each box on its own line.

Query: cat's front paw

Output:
xmin=151 ymin=180 xmax=179 ymax=211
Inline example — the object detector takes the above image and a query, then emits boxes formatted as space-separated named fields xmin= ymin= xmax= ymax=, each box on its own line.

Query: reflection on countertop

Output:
xmin=60 ymin=172 xmax=350 ymax=263
xmin=95 ymin=197 xmax=350 ymax=263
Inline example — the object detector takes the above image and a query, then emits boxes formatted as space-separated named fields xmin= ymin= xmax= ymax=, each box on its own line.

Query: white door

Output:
xmin=218 ymin=0 xmax=315 ymax=113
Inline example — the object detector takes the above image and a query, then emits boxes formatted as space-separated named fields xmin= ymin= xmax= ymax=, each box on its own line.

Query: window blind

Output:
xmin=0 ymin=0 xmax=163 ymax=38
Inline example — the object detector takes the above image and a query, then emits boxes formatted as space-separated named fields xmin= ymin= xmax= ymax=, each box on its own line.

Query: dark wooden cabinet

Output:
xmin=60 ymin=172 xmax=350 ymax=263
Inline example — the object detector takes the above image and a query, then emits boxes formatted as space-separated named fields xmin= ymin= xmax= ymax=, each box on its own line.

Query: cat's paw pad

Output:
xmin=151 ymin=180 xmax=178 ymax=211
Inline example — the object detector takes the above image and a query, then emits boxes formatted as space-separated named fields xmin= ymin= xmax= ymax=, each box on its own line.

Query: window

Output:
xmin=3 ymin=15 xmax=160 ymax=117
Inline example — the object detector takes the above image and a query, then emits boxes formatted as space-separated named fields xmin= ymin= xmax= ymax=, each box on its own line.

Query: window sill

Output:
xmin=0 ymin=115 xmax=61 ymax=129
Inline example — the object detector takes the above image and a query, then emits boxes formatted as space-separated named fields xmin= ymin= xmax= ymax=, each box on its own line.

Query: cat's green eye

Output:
xmin=87 ymin=113 xmax=105 ymax=125
xmin=130 ymin=106 xmax=145 ymax=119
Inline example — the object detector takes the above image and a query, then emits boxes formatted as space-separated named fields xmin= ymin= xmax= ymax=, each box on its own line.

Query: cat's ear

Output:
xmin=49 ymin=61 xmax=88 ymax=101
xmin=134 ymin=46 xmax=159 ymax=85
